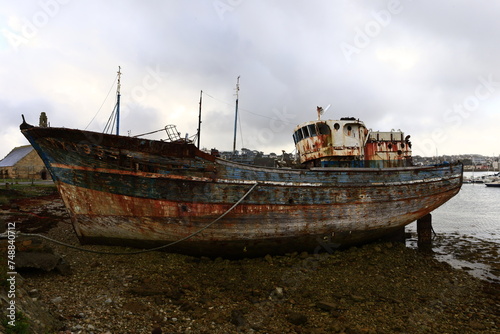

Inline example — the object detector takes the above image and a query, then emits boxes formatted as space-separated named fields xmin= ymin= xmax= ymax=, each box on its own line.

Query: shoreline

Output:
xmin=406 ymin=233 xmax=500 ymax=284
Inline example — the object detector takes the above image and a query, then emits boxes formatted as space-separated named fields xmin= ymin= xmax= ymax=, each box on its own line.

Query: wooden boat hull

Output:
xmin=21 ymin=125 xmax=463 ymax=256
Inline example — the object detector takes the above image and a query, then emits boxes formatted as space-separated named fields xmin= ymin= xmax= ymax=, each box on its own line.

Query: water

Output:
xmin=407 ymin=172 xmax=500 ymax=283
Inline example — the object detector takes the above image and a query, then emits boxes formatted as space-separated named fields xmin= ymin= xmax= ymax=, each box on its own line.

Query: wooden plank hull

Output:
xmin=21 ymin=125 xmax=463 ymax=256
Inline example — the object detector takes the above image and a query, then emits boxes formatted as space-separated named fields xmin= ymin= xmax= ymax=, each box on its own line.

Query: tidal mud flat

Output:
xmin=1 ymin=186 xmax=499 ymax=333
xmin=409 ymin=233 xmax=500 ymax=284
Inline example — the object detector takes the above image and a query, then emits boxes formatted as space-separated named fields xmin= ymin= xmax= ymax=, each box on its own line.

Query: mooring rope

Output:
xmin=2 ymin=182 xmax=259 ymax=255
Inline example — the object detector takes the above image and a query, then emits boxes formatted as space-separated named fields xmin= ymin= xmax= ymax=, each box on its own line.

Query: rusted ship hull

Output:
xmin=21 ymin=125 xmax=463 ymax=256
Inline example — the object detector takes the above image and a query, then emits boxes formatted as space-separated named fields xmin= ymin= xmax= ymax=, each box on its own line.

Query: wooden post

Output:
xmin=417 ymin=213 xmax=433 ymax=246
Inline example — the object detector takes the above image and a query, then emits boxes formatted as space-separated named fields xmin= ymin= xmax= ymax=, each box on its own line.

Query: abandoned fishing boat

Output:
xmin=19 ymin=113 xmax=462 ymax=256
xmin=19 ymin=73 xmax=463 ymax=256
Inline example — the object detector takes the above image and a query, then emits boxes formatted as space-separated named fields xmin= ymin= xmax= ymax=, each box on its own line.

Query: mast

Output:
xmin=116 ymin=66 xmax=122 ymax=135
xmin=232 ymin=76 xmax=240 ymax=155
xmin=197 ymin=90 xmax=202 ymax=148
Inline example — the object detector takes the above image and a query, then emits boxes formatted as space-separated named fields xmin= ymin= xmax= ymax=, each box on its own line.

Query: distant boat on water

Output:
xmin=485 ymin=181 xmax=500 ymax=188
xmin=19 ymin=73 xmax=463 ymax=256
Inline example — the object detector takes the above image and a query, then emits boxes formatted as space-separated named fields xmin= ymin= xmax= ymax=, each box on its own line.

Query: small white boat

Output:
xmin=485 ymin=181 xmax=500 ymax=188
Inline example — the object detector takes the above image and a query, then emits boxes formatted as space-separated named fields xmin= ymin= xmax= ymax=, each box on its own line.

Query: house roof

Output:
xmin=0 ymin=145 xmax=34 ymax=167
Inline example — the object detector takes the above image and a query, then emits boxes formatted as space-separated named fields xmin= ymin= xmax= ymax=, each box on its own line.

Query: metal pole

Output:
xmin=116 ymin=66 xmax=122 ymax=136
xmin=197 ymin=90 xmax=202 ymax=148
xmin=232 ymin=76 xmax=240 ymax=155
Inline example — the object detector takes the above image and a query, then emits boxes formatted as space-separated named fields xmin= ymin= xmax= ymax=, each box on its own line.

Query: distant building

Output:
xmin=0 ymin=145 xmax=50 ymax=180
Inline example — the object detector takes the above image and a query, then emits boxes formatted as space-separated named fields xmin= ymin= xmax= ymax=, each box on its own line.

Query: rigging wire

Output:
xmin=85 ymin=74 xmax=119 ymax=130
xmin=103 ymin=103 xmax=118 ymax=134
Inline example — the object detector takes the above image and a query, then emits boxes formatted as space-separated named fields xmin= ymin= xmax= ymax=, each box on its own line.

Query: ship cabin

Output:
xmin=292 ymin=117 xmax=412 ymax=168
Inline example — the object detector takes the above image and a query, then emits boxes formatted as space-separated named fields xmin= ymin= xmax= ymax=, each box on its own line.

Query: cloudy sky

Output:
xmin=1 ymin=0 xmax=499 ymax=161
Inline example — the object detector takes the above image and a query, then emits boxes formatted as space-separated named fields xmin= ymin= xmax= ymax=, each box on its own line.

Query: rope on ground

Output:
xmin=4 ymin=182 xmax=259 ymax=255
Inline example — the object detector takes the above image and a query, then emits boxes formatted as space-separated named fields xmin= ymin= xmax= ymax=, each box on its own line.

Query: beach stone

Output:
xmin=351 ymin=294 xmax=365 ymax=302
xmin=316 ymin=301 xmax=337 ymax=311
xmin=287 ymin=312 xmax=308 ymax=326
xmin=55 ymin=259 xmax=72 ymax=275
xmin=28 ymin=289 xmax=40 ymax=298
xmin=469 ymin=320 xmax=487 ymax=330
xmin=51 ymin=296 xmax=63 ymax=304
xmin=274 ymin=287 xmax=284 ymax=298
xmin=229 ymin=309 xmax=247 ymax=327
xmin=16 ymin=251 xmax=62 ymax=271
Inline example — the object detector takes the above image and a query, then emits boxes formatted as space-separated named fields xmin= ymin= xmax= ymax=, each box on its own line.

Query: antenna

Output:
xmin=316 ymin=104 xmax=331 ymax=120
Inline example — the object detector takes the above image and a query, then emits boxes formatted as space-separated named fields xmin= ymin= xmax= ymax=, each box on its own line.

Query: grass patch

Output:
xmin=1 ymin=311 xmax=30 ymax=334
xmin=0 ymin=183 xmax=57 ymax=204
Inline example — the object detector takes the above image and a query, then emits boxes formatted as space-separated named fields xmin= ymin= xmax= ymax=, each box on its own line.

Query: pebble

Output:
xmin=351 ymin=294 xmax=365 ymax=302
xmin=316 ymin=301 xmax=337 ymax=311
xmin=28 ymin=289 xmax=40 ymax=298
xmin=286 ymin=312 xmax=308 ymax=326
xmin=51 ymin=296 xmax=63 ymax=304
